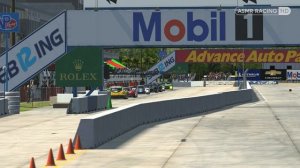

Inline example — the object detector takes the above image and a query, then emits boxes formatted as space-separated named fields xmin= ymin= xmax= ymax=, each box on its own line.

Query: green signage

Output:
xmin=56 ymin=47 xmax=102 ymax=87
xmin=169 ymin=64 xmax=188 ymax=74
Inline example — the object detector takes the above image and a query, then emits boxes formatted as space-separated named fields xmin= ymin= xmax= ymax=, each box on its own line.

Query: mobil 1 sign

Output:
xmin=0 ymin=12 xmax=66 ymax=91
xmin=68 ymin=7 xmax=300 ymax=46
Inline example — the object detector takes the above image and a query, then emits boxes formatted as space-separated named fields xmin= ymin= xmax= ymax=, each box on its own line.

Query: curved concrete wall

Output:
xmin=76 ymin=88 xmax=257 ymax=148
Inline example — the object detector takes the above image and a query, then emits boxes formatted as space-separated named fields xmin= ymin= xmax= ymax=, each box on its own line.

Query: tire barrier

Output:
xmin=67 ymin=94 xmax=109 ymax=114
xmin=0 ymin=98 xmax=8 ymax=115
xmin=5 ymin=92 xmax=20 ymax=114
xmin=76 ymin=86 xmax=258 ymax=149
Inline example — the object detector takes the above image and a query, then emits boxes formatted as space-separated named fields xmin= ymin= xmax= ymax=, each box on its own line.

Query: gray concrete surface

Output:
xmin=63 ymin=84 xmax=300 ymax=168
xmin=0 ymin=86 xmax=235 ymax=168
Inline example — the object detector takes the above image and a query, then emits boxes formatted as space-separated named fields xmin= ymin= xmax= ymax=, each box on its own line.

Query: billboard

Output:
xmin=0 ymin=12 xmax=66 ymax=91
xmin=56 ymin=47 xmax=102 ymax=87
xmin=237 ymin=69 xmax=260 ymax=81
xmin=176 ymin=49 xmax=300 ymax=63
xmin=146 ymin=52 xmax=176 ymax=84
xmin=286 ymin=70 xmax=300 ymax=80
xmin=67 ymin=7 xmax=300 ymax=47
xmin=260 ymin=69 xmax=286 ymax=80
xmin=0 ymin=13 xmax=19 ymax=32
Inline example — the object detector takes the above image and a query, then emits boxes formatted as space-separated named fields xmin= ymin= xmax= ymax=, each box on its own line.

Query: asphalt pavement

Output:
xmin=63 ymin=84 xmax=300 ymax=168
xmin=0 ymin=86 xmax=235 ymax=168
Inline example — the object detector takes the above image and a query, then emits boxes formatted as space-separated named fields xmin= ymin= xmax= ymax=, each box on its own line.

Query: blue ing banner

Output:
xmin=0 ymin=13 xmax=19 ymax=32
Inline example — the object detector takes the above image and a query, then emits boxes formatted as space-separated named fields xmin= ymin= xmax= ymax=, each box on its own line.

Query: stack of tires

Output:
xmin=5 ymin=92 xmax=20 ymax=114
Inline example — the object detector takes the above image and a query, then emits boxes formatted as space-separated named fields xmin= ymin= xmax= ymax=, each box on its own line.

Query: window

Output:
xmin=270 ymin=65 xmax=275 ymax=70
xmin=287 ymin=65 xmax=292 ymax=70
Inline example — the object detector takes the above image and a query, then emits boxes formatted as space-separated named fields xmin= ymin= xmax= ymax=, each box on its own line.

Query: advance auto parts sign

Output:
xmin=56 ymin=47 xmax=102 ymax=87
xmin=176 ymin=49 xmax=300 ymax=63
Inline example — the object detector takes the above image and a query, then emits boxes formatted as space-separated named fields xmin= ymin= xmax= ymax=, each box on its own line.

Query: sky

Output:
xmin=84 ymin=0 xmax=300 ymax=8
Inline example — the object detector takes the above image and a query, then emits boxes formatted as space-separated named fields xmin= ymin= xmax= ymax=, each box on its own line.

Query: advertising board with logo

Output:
xmin=0 ymin=12 xmax=66 ymax=91
xmin=55 ymin=47 xmax=102 ymax=87
xmin=176 ymin=49 xmax=300 ymax=63
xmin=260 ymin=69 xmax=286 ymax=80
xmin=67 ymin=8 xmax=300 ymax=47
xmin=0 ymin=13 xmax=19 ymax=32
xmin=146 ymin=52 xmax=176 ymax=84
xmin=237 ymin=69 xmax=260 ymax=81
xmin=286 ymin=70 xmax=300 ymax=80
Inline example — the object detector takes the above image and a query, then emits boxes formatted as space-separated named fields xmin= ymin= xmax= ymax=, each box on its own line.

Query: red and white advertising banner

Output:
xmin=176 ymin=49 xmax=300 ymax=63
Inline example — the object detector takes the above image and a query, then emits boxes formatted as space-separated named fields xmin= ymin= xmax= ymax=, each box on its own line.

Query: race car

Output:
xmin=110 ymin=86 xmax=129 ymax=99
xmin=127 ymin=86 xmax=138 ymax=98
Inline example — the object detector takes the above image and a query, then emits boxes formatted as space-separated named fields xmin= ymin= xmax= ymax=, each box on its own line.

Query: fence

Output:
xmin=20 ymin=87 xmax=64 ymax=102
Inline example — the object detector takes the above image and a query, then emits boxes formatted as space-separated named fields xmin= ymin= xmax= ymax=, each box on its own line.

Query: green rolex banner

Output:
xmin=56 ymin=47 xmax=102 ymax=87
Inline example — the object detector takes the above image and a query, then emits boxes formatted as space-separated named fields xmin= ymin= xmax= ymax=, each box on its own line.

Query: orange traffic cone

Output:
xmin=45 ymin=148 xmax=56 ymax=166
xmin=56 ymin=144 xmax=66 ymax=160
xmin=74 ymin=135 xmax=82 ymax=150
xmin=29 ymin=157 xmax=36 ymax=168
xmin=66 ymin=138 xmax=75 ymax=154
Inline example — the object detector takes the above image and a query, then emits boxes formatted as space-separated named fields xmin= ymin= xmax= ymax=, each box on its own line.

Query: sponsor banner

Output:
xmin=260 ymin=69 xmax=286 ymax=80
xmin=56 ymin=47 xmax=102 ymax=87
xmin=146 ymin=52 xmax=176 ymax=84
xmin=0 ymin=13 xmax=19 ymax=32
xmin=176 ymin=49 xmax=300 ymax=63
xmin=286 ymin=70 xmax=300 ymax=80
xmin=0 ymin=12 xmax=66 ymax=91
xmin=237 ymin=69 xmax=261 ymax=81
xmin=68 ymin=8 xmax=300 ymax=46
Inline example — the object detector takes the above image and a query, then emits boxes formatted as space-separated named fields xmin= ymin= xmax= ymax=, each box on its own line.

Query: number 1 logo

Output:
xmin=235 ymin=12 xmax=263 ymax=40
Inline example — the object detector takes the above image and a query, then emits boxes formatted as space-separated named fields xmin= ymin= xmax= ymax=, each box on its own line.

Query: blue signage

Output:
xmin=133 ymin=11 xmax=226 ymax=42
xmin=237 ymin=69 xmax=261 ymax=81
xmin=159 ymin=50 xmax=167 ymax=59
xmin=0 ymin=13 xmax=19 ymax=32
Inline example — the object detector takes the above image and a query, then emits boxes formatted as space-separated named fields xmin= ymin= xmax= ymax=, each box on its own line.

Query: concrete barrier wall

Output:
xmin=0 ymin=98 xmax=8 ymax=115
xmin=191 ymin=81 xmax=204 ymax=87
xmin=173 ymin=82 xmax=191 ymax=87
xmin=67 ymin=94 xmax=108 ymax=114
xmin=173 ymin=81 xmax=235 ymax=87
xmin=57 ymin=94 xmax=86 ymax=104
xmin=76 ymin=88 xmax=257 ymax=148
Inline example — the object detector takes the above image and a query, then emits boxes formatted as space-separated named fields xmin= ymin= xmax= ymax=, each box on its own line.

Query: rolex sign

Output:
xmin=55 ymin=47 xmax=102 ymax=87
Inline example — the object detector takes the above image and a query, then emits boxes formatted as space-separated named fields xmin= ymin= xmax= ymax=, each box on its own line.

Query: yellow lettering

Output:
xmin=185 ymin=51 xmax=197 ymax=62
xmin=197 ymin=51 xmax=206 ymax=62
xmin=237 ymin=53 xmax=245 ymax=62
xmin=258 ymin=53 xmax=267 ymax=62
xmin=286 ymin=51 xmax=297 ymax=62
xmin=213 ymin=53 xmax=221 ymax=62
xmin=230 ymin=53 xmax=237 ymax=62
xmin=274 ymin=53 xmax=284 ymax=62
xmin=206 ymin=52 xmax=214 ymax=62
xmin=246 ymin=51 xmax=257 ymax=62
xmin=222 ymin=53 xmax=230 ymax=62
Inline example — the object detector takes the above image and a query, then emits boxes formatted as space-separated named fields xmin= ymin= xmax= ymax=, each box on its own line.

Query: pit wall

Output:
xmin=76 ymin=84 xmax=257 ymax=148
xmin=0 ymin=98 xmax=8 ymax=115
xmin=173 ymin=81 xmax=236 ymax=87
